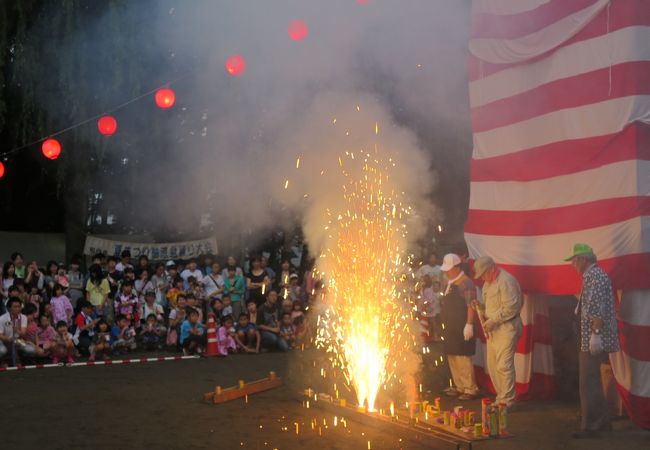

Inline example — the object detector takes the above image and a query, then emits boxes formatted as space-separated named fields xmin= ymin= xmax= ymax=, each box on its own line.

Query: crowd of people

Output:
xmin=0 ymin=251 xmax=319 ymax=367
xmin=1 ymin=242 xmax=619 ymax=437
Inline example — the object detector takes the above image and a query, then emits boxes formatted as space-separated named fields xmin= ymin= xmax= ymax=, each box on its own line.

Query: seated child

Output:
xmin=166 ymin=277 xmax=185 ymax=309
xmin=90 ymin=319 xmax=111 ymax=362
xmin=291 ymin=300 xmax=308 ymax=345
xmin=111 ymin=314 xmax=136 ymax=355
xmin=140 ymin=314 xmax=164 ymax=351
xmin=22 ymin=303 xmax=46 ymax=358
xmin=216 ymin=315 xmax=237 ymax=356
xmin=279 ymin=312 xmax=296 ymax=349
xmin=210 ymin=298 xmax=224 ymax=323
xmin=141 ymin=290 xmax=165 ymax=324
xmin=51 ymin=320 xmax=75 ymax=364
xmin=185 ymin=293 xmax=203 ymax=323
xmin=114 ymin=281 xmax=139 ymax=327
xmin=50 ymin=283 xmax=73 ymax=327
xmin=246 ymin=301 xmax=258 ymax=324
xmin=288 ymin=273 xmax=303 ymax=303
xmin=167 ymin=296 xmax=187 ymax=347
xmin=291 ymin=300 xmax=304 ymax=323
xmin=37 ymin=315 xmax=56 ymax=355
xmin=179 ymin=308 xmax=206 ymax=355
xmin=73 ymin=301 xmax=98 ymax=356
xmin=40 ymin=301 xmax=53 ymax=326
xmin=221 ymin=294 xmax=233 ymax=318
xmin=28 ymin=286 xmax=42 ymax=317
xmin=234 ymin=313 xmax=260 ymax=353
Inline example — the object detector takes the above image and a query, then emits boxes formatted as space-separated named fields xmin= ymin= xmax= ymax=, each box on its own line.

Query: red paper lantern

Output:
xmin=155 ymin=88 xmax=176 ymax=109
xmin=42 ymin=138 xmax=62 ymax=160
xmin=288 ymin=20 xmax=308 ymax=41
xmin=225 ymin=54 xmax=246 ymax=76
xmin=97 ymin=115 xmax=118 ymax=136
xmin=0 ymin=162 xmax=4 ymax=179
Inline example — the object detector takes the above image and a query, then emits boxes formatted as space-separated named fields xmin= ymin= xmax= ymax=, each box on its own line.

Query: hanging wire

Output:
xmin=0 ymin=72 xmax=189 ymax=161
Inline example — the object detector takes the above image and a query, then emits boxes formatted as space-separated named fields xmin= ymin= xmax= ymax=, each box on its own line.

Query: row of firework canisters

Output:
xmin=416 ymin=397 xmax=508 ymax=439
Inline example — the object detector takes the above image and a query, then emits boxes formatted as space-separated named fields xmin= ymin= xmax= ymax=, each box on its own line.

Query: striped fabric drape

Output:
xmin=466 ymin=0 xmax=650 ymax=427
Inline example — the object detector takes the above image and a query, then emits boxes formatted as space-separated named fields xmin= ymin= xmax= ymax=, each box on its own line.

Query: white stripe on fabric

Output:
xmin=466 ymin=216 xmax=650 ymax=266
xmin=469 ymin=160 xmax=650 ymax=211
xmin=610 ymin=350 xmax=650 ymax=397
xmin=473 ymin=95 xmax=650 ymax=159
xmin=619 ymin=289 xmax=650 ymax=327
xmin=471 ymin=0 xmax=551 ymax=16
xmin=470 ymin=26 xmax=650 ymax=107
xmin=469 ymin=0 xmax=609 ymax=64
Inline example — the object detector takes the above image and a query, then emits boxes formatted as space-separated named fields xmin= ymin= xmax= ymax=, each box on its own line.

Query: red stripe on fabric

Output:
xmin=471 ymin=62 xmax=650 ymax=132
xmin=474 ymin=365 xmax=496 ymax=395
xmin=619 ymin=320 xmax=650 ymax=362
xmin=105 ymin=360 xmax=113 ymax=365
xmin=466 ymin=198 xmax=650 ymax=236
xmin=468 ymin=1 xmax=649 ymax=81
xmin=471 ymin=0 xmax=599 ymax=40
xmin=517 ymin=315 xmax=554 ymax=354
xmin=499 ymin=253 xmax=650 ymax=295
xmin=470 ymin=122 xmax=650 ymax=182
xmin=516 ymin=372 xmax=556 ymax=400
xmin=615 ymin=383 xmax=650 ymax=429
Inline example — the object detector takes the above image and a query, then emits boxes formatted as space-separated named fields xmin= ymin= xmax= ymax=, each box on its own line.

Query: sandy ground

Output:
xmin=1 ymin=349 xmax=648 ymax=450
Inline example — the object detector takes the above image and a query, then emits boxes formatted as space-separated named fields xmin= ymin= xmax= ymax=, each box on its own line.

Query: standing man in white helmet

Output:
xmin=473 ymin=256 xmax=523 ymax=408
xmin=439 ymin=253 xmax=479 ymax=400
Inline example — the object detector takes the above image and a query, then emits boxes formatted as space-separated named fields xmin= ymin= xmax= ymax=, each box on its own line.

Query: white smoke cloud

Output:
xmin=154 ymin=0 xmax=470 ymax=251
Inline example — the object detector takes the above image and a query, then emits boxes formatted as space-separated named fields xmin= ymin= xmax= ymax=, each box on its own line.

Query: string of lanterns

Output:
xmin=0 ymin=0 xmax=375 ymax=179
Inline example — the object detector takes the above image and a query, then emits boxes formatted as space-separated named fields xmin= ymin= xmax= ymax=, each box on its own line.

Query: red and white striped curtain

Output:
xmin=466 ymin=0 xmax=650 ymax=428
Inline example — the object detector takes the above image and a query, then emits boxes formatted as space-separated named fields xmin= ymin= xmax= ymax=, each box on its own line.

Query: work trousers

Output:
xmin=486 ymin=317 xmax=522 ymax=406
xmin=579 ymin=351 xmax=610 ymax=431
xmin=447 ymin=355 xmax=479 ymax=395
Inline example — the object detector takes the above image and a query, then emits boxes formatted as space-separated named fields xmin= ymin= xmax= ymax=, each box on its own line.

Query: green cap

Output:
xmin=564 ymin=243 xmax=593 ymax=261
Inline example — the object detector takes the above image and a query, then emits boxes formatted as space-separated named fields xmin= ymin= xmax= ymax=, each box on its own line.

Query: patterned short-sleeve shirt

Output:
xmin=578 ymin=265 xmax=620 ymax=353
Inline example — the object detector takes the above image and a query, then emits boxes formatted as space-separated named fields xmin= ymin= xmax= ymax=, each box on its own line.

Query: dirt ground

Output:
xmin=1 ymin=349 xmax=648 ymax=450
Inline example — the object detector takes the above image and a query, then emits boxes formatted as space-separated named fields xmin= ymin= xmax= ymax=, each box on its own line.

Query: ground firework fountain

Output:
xmin=314 ymin=123 xmax=418 ymax=412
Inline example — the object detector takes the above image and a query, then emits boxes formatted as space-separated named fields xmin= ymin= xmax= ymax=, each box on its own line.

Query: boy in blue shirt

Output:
xmin=180 ymin=309 xmax=206 ymax=355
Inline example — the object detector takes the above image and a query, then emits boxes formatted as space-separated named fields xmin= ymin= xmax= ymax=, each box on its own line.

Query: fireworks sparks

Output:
xmin=314 ymin=129 xmax=417 ymax=412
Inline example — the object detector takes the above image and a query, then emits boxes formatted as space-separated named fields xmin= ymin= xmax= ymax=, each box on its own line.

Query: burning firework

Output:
xmin=315 ymin=130 xmax=418 ymax=411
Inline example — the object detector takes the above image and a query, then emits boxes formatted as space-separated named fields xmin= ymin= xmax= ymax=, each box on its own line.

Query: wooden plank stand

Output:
xmin=203 ymin=371 xmax=282 ymax=404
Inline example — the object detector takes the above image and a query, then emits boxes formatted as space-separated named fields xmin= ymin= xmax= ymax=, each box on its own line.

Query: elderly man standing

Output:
xmin=565 ymin=244 xmax=619 ymax=438
xmin=474 ymin=256 xmax=523 ymax=408
xmin=439 ymin=253 xmax=479 ymax=400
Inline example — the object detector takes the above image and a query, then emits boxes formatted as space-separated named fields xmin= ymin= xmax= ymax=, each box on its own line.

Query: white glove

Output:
xmin=483 ymin=319 xmax=496 ymax=333
xmin=463 ymin=323 xmax=474 ymax=341
xmin=589 ymin=333 xmax=604 ymax=355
